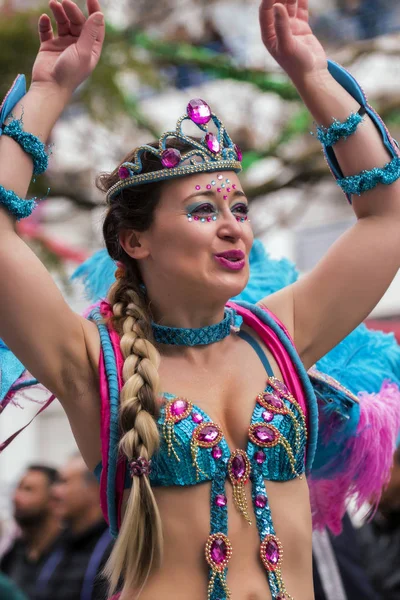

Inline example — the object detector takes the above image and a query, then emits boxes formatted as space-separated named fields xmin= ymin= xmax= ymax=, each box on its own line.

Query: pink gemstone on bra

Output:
xmin=161 ymin=148 xmax=181 ymax=168
xmin=192 ymin=412 xmax=203 ymax=424
xmin=254 ymin=425 xmax=277 ymax=443
xmin=205 ymin=132 xmax=220 ymax=154
xmin=187 ymin=99 xmax=211 ymax=125
xmin=263 ymin=393 xmax=284 ymax=409
xmin=170 ymin=399 xmax=188 ymax=417
xmin=118 ymin=166 xmax=130 ymax=179
xmin=265 ymin=539 xmax=280 ymax=565
xmin=255 ymin=494 xmax=267 ymax=508
xmin=212 ymin=446 xmax=222 ymax=459
xmin=273 ymin=380 xmax=288 ymax=395
xmin=198 ymin=425 xmax=220 ymax=443
xmin=231 ymin=454 xmax=246 ymax=479
xmin=254 ymin=451 xmax=266 ymax=464
xmin=214 ymin=494 xmax=227 ymax=507
xmin=210 ymin=538 xmax=228 ymax=564
xmin=262 ymin=410 xmax=274 ymax=423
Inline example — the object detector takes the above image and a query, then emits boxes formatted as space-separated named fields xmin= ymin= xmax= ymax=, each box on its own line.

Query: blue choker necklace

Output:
xmin=152 ymin=308 xmax=243 ymax=346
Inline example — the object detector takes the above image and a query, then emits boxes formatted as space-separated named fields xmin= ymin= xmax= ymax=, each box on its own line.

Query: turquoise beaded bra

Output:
xmin=94 ymin=322 xmax=308 ymax=600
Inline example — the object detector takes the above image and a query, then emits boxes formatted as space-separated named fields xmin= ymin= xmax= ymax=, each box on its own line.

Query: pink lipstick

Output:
xmin=214 ymin=249 xmax=246 ymax=271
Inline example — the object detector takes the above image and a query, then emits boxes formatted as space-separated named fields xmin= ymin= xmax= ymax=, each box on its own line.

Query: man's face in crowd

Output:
xmin=13 ymin=470 xmax=53 ymax=527
xmin=52 ymin=457 xmax=97 ymax=524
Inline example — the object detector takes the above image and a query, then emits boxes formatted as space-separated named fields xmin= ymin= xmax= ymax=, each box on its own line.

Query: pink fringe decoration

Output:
xmin=0 ymin=371 xmax=55 ymax=453
xmin=309 ymin=381 xmax=400 ymax=534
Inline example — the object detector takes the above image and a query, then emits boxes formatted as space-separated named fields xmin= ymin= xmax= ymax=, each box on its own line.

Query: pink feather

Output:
xmin=309 ymin=381 xmax=400 ymax=534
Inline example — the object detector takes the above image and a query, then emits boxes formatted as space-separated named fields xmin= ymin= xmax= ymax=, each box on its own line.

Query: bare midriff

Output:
xmin=119 ymin=476 xmax=314 ymax=600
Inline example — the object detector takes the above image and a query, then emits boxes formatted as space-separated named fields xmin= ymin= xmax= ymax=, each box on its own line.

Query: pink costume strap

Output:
xmin=98 ymin=302 xmax=126 ymax=529
xmin=228 ymin=301 xmax=308 ymax=421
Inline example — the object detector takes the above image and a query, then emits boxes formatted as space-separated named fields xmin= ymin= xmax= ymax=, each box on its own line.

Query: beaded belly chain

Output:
xmin=152 ymin=373 xmax=307 ymax=600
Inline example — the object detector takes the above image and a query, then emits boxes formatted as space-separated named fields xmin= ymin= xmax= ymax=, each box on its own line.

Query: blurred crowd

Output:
xmin=1 ymin=447 xmax=400 ymax=599
xmin=0 ymin=455 xmax=113 ymax=600
xmin=311 ymin=0 xmax=400 ymax=44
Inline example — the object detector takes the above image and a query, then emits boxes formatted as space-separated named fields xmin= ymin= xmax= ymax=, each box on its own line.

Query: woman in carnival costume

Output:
xmin=2 ymin=1 xmax=400 ymax=599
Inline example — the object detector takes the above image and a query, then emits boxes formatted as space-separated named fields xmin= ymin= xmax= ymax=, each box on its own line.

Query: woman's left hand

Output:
xmin=259 ymin=0 xmax=328 ymax=84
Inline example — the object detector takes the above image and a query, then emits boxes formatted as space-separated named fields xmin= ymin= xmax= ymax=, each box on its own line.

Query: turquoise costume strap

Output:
xmin=238 ymin=330 xmax=274 ymax=377
xmin=90 ymin=305 xmax=121 ymax=537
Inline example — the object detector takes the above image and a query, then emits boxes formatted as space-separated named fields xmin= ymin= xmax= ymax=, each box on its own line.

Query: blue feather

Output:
xmin=71 ymin=248 xmax=117 ymax=303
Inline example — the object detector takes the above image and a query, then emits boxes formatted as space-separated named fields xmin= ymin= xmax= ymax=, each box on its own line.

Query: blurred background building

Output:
xmin=0 ymin=0 xmax=400 ymax=539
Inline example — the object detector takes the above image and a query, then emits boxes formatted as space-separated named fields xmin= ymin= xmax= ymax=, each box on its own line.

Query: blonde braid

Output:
xmin=104 ymin=278 xmax=163 ymax=596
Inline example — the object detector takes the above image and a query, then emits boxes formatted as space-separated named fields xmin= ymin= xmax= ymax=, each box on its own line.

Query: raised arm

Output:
xmin=259 ymin=0 xmax=400 ymax=369
xmin=0 ymin=1 xmax=105 ymax=446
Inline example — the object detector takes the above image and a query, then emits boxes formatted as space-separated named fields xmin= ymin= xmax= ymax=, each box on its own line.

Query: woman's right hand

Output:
xmin=31 ymin=0 xmax=105 ymax=98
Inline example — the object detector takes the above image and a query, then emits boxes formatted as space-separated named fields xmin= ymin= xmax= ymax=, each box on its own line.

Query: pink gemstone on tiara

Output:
xmin=161 ymin=148 xmax=181 ymax=168
xmin=234 ymin=144 xmax=243 ymax=161
xmin=187 ymin=99 xmax=211 ymax=125
xmin=205 ymin=133 xmax=220 ymax=154
xmin=118 ymin=166 xmax=131 ymax=179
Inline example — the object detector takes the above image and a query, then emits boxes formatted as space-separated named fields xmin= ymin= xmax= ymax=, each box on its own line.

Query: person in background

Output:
xmin=0 ymin=465 xmax=62 ymax=598
xmin=37 ymin=454 xmax=113 ymax=600
xmin=313 ymin=513 xmax=380 ymax=600
xmin=0 ymin=572 xmax=28 ymax=600
xmin=358 ymin=446 xmax=400 ymax=599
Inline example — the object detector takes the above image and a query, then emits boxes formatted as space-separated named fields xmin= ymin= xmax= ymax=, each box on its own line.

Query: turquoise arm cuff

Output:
xmin=323 ymin=60 xmax=400 ymax=203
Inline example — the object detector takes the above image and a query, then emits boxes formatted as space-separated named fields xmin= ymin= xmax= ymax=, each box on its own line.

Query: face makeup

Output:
xmin=187 ymin=176 xmax=249 ymax=223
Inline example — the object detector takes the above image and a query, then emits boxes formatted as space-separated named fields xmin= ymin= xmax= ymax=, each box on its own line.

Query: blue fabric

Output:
xmin=0 ymin=340 xmax=25 ymax=402
xmin=152 ymin=308 xmax=242 ymax=346
xmin=316 ymin=111 xmax=364 ymax=147
xmin=0 ymin=184 xmax=37 ymax=221
xmin=337 ymin=156 xmax=400 ymax=196
xmin=93 ymin=328 xmax=306 ymax=487
xmin=325 ymin=59 xmax=400 ymax=203
xmin=0 ymin=75 xmax=26 ymax=126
